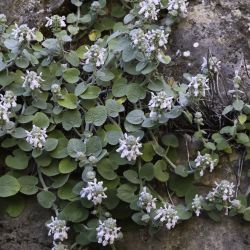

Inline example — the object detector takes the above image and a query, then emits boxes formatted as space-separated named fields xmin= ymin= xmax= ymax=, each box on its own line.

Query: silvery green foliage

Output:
xmin=201 ymin=56 xmax=221 ymax=74
xmin=96 ymin=218 xmax=123 ymax=246
xmin=1 ymin=0 xmax=250 ymax=248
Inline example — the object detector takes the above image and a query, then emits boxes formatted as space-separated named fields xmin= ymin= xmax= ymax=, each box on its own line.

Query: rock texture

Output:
xmin=0 ymin=0 xmax=66 ymax=26
xmin=118 ymin=216 xmax=250 ymax=250
xmin=0 ymin=199 xmax=51 ymax=250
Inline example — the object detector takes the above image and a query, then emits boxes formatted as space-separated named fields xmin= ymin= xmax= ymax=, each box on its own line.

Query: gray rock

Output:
xmin=0 ymin=0 xmax=65 ymax=26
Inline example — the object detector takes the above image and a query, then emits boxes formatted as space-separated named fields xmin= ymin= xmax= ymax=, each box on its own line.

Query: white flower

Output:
xmin=154 ymin=203 xmax=179 ymax=230
xmin=201 ymin=56 xmax=221 ymax=74
xmin=22 ymin=70 xmax=44 ymax=90
xmin=11 ymin=24 xmax=36 ymax=42
xmin=91 ymin=1 xmax=102 ymax=12
xmin=191 ymin=194 xmax=203 ymax=216
xmin=183 ymin=50 xmax=190 ymax=57
xmin=96 ymin=218 xmax=123 ymax=246
xmin=47 ymin=216 xmax=69 ymax=242
xmin=0 ymin=91 xmax=17 ymax=109
xmin=167 ymin=0 xmax=189 ymax=17
xmin=45 ymin=15 xmax=66 ymax=28
xmin=0 ymin=103 xmax=10 ymax=123
xmin=116 ymin=133 xmax=142 ymax=161
xmin=80 ymin=178 xmax=107 ymax=205
xmin=193 ymin=42 xmax=199 ymax=48
xmin=206 ymin=180 xmax=236 ymax=215
xmin=83 ymin=43 xmax=107 ymax=67
xmin=194 ymin=151 xmax=217 ymax=176
xmin=148 ymin=91 xmax=174 ymax=120
xmin=130 ymin=28 xmax=169 ymax=59
xmin=138 ymin=187 xmax=157 ymax=213
xmin=52 ymin=241 xmax=69 ymax=250
xmin=188 ymin=74 xmax=209 ymax=97
xmin=25 ymin=125 xmax=47 ymax=149
xmin=138 ymin=0 xmax=161 ymax=21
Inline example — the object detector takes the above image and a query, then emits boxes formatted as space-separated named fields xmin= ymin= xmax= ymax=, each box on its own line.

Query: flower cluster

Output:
xmin=0 ymin=90 xmax=17 ymax=124
xmin=194 ymin=151 xmax=217 ymax=176
xmin=0 ymin=91 xmax=17 ymax=109
xmin=201 ymin=56 xmax=221 ymax=75
xmin=148 ymin=91 xmax=174 ymax=119
xmin=206 ymin=180 xmax=236 ymax=215
xmin=167 ymin=0 xmax=189 ymax=17
xmin=138 ymin=187 xmax=157 ymax=213
xmin=130 ymin=28 xmax=169 ymax=59
xmin=83 ymin=43 xmax=107 ymax=67
xmin=11 ymin=24 xmax=36 ymax=42
xmin=22 ymin=70 xmax=44 ymax=90
xmin=116 ymin=133 xmax=142 ymax=161
xmin=47 ymin=216 xmax=69 ymax=242
xmin=154 ymin=203 xmax=179 ymax=230
xmin=45 ymin=15 xmax=66 ymax=29
xmin=188 ymin=74 xmax=209 ymax=97
xmin=138 ymin=0 xmax=161 ymax=21
xmin=90 ymin=1 xmax=102 ymax=12
xmin=25 ymin=125 xmax=47 ymax=149
xmin=80 ymin=178 xmax=107 ymax=205
xmin=0 ymin=103 xmax=10 ymax=123
xmin=192 ymin=194 xmax=204 ymax=216
xmin=96 ymin=218 xmax=123 ymax=246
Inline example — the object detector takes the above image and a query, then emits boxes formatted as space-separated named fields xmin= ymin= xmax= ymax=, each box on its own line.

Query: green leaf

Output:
xmin=65 ymin=51 xmax=80 ymax=67
xmin=67 ymin=138 xmax=86 ymax=158
xmin=126 ymin=83 xmax=146 ymax=103
xmin=153 ymin=160 xmax=169 ymax=182
xmin=58 ymin=93 xmax=77 ymax=109
xmin=59 ymin=158 xmax=77 ymax=174
xmin=238 ymin=114 xmax=247 ymax=125
xmin=96 ymin=69 xmax=114 ymax=81
xmin=44 ymin=138 xmax=59 ymax=152
xmin=85 ymin=106 xmax=107 ymax=126
xmin=63 ymin=68 xmax=80 ymax=83
xmin=18 ymin=176 xmax=38 ymax=195
xmin=37 ymin=191 xmax=56 ymax=208
xmin=105 ymin=99 xmax=124 ymax=118
xmin=6 ymin=196 xmax=25 ymax=217
xmin=161 ymin=134 xmax=179 ymax=148
xmin=86 ymin=136 xmax=102 ymax=156
xmin=80 ymin=86 xmax=101 ymax=100
xmin=5 ymin=149 xmax=29 ymax=170
xmin=243 ymin=207 xmax=250 ymax=221
xmin=123 ymin=170 xmax=140 ymax=184
xmin=126 ymin=110 xmax=145 ymax=125
xmin=233 ymin=99 xmax=244 ymax=111
xmin=33 ymin=112 xmax=50 ymax=128
xmin=58 ymin=181 xmax=77 ymax=201
xmin=0 ymin=175 xmax=21 ymax=197
xmin=139 ymin=163 xmax=154 ymax=181
xmin=60 ymin=201 xmax=89 ymax=222
xmin=157 ymin=52 xmax=171 ymax=64
xmin=117 ymin=184 xmax=137 ymax=203
xmin=62 ymin=109 xmax=82 ymax=130
xmin=97 ymin=159 xmax=117 ymax=180
xmin=236 ymin=133 xmax=249 ymax=145
xmin=141 ymin=142 xmax=155 ymax=162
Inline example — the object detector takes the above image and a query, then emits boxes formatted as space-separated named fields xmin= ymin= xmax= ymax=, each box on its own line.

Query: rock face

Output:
xmin=0 ymin=0 xmax=65 ymax=26
xmin=0 ymin=0 xmax=250 ymax=249
xmin=0 ymin=200 xmax=51 ymax=250
xmin=118 ymin=216 xmax=250 ymax=250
